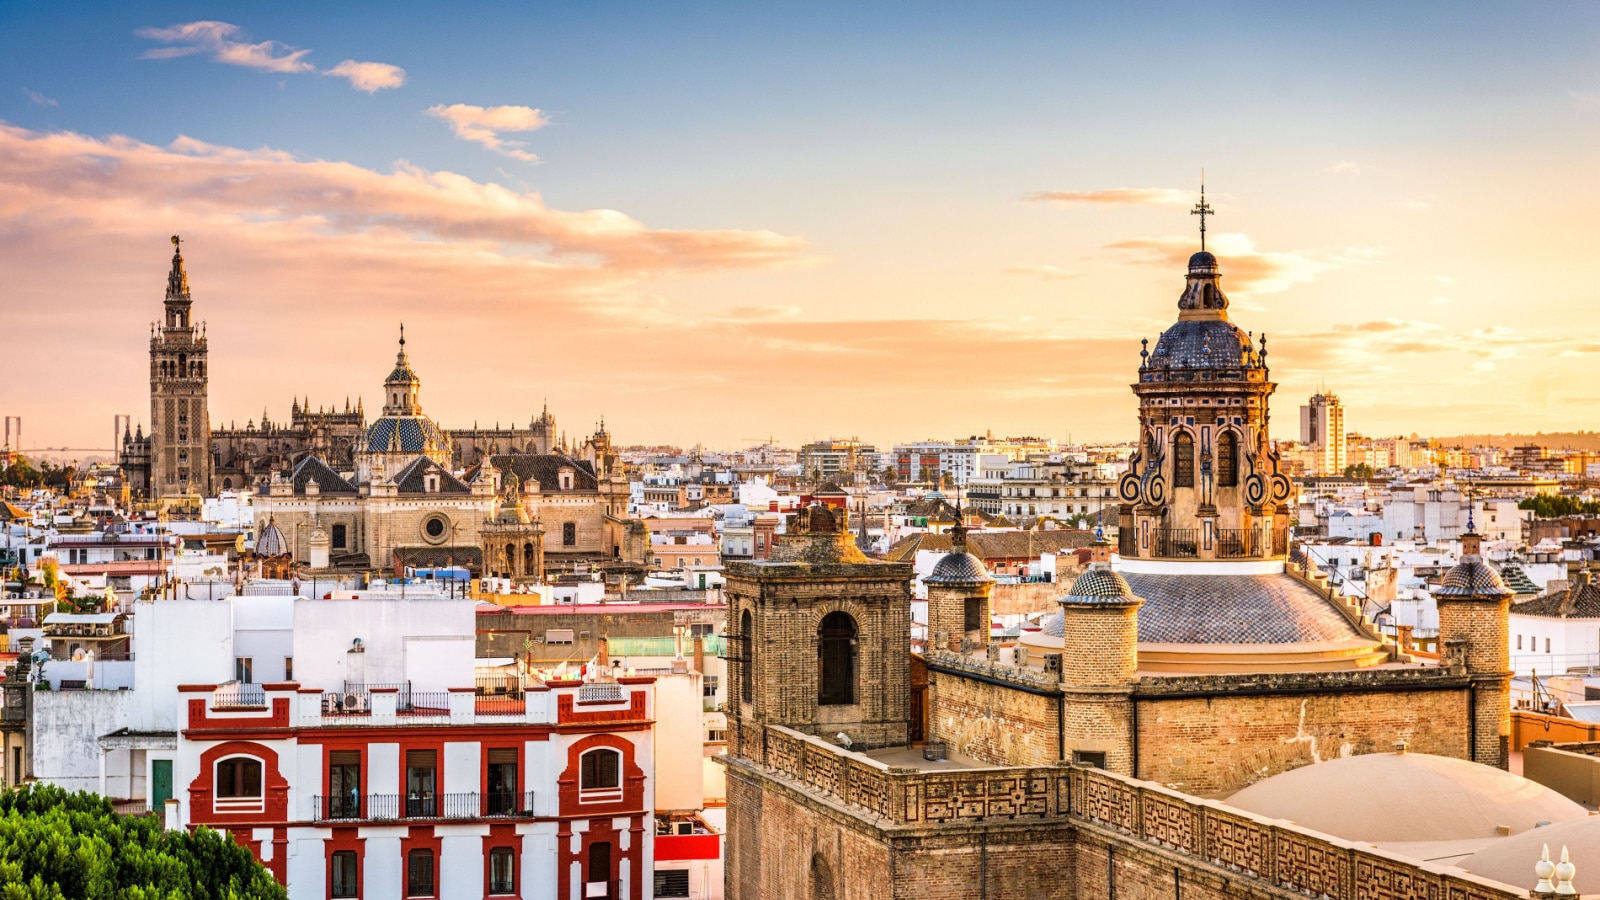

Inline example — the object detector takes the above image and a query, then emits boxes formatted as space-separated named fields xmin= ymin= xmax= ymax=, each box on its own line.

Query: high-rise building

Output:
xmin=1300 ymin=391 xmax=1346 ymax=475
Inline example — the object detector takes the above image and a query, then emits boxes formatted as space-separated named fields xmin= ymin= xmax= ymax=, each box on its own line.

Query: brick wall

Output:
xmin=928 ymin=668 xmax=1058 ymax=766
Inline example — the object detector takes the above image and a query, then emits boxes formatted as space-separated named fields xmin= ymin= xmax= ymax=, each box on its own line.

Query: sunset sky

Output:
xmin=2 ymin=3 xmax=1597 ymax=453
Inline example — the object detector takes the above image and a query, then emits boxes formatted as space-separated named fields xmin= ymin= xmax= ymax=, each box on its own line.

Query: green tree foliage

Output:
xmin=0 ymin=457 xmax=74 ymax=490
xmin=1518 ymin=495 xmax=1600 ymax=518
xmin=0 ymin=784 xmax=285 ymax=900
xmin=1342 ymin=463 xmax=1375 ymax=479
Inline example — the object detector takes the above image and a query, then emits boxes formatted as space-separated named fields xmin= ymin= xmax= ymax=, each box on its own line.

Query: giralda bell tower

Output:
xmin=148 ymin=235 xmax=212 ymax=499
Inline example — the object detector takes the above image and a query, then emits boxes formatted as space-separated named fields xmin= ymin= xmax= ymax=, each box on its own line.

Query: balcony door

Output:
xmin=328 ymin=751 xmax=360 ymax=818
xmin=406 ymin=749 xmax=436 ymax=817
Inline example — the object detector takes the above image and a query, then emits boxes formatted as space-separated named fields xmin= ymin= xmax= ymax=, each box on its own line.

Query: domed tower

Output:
xmin=1435 ymin=523 xmax=1514 ymax=769
xmin=355 ymin=325 xmax=453 ymax=483
xmin=1117 ymin=249 xmax=1290 ymax=561
xmin=1056 ymin=561 xmax=1143 ymax=772
xmin=923 ymin=521 xmax=993 ymax=653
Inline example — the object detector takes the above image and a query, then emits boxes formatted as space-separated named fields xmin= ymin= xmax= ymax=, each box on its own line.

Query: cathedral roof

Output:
xmin=1039 ymin=570 xmax=1362 ymax=644
xmin=1146 ymin=318 xmax=1256 ymax=372
xmin=364 ymin=414 xmax=448 ymax=454
xmin=486 ymin=454 xmax=599 ymax=493
xmin=290 ymin=456 xmax=357 ymax=495
xmin=392 ymin=456 xmax=469 ymax=494
xmin=1225 ymin=750 xmax=1587 ymax=843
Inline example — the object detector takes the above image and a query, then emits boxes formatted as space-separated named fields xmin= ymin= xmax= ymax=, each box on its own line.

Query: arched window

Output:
xmin=523 ymin=542 xmax=536 ymax=572
xmin=332 ymin=524 xmax=347 ymax=549
xmin=811 ymin=854 xmax=835 ymax=900
xmin=1173 ymin=432 xmax=1195 ymax=488
xmin=817 ymin=612 xmax=857 ymax=706
xmin=739 ymin=609 xmax=754 ymax=702
xmin=579 ymin=748 xmax=621 ymax=792
xmin=215 ymin=756 xmax=262 ymax=800
xmin=1217 ymin=431 xmax=1238 ymax=488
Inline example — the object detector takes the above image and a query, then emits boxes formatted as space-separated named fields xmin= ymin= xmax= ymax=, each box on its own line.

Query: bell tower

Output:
xmin=725 ymin=503 xmax=913 ymax=760
xmin=148 ymin=235 xmax=212 ymax=499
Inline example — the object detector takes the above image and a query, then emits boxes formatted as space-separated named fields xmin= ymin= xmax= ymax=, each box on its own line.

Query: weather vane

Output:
xmin=1190 ymin=173 xmax=1213 ymax=251
xmin=171 ymin=234 xmax=182 ymax=252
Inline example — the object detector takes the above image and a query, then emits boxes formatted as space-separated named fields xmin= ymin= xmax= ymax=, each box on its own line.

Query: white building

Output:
xmin=1299 ymin=392 xmax=1346 ymax=476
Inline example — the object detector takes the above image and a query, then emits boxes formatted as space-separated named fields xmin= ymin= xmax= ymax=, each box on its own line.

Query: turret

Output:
xmin=1434 ymin=518 xmax=1513 ymax=769
xmin=923 ymin=522 xmax=993 ymax=653
xmin=1056 ymin=562 xmax=1143 ymax=772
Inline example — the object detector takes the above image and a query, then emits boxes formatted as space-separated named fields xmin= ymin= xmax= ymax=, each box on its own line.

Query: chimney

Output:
xmin=1396 ymin=624 xmax=1413 ymax=652
xmin=692 ymin=633 xmax=704 ymax=674
xmin=597 ymin=635 xmax=610 ymax=669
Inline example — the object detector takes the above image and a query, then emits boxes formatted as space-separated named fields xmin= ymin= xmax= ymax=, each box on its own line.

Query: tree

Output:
xmin=1518 ymin=495 xmax=1600 ymax=518
xmin=1342 ymin=463 xmax=1375 ymax=479
xmin=0 ymin=784 xmax=285 ymax=899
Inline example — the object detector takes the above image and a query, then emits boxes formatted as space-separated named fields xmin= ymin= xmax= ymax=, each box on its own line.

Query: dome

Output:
xmin=1460 ymin=816 xmax=1600 ymax=891
xmin=1060 ymin=564 xmax=1141 ymax=606
xmin=1187 ymin=251 xmax=1217 ymax=271
xmin=925 ymin=551 xmax=990 ymax=584
xmin=1225 ymin=751 xmax=1587 ymax=843
xmin=364 ymin=414 xmax=448 ymax=454
xmin=1147 ymin=318 xmax=1254 ymax=371
xmin=1436 ymin=557 xmax=1514 ymax=598
xmin=256 ymin=518 xmax=288 ymax=556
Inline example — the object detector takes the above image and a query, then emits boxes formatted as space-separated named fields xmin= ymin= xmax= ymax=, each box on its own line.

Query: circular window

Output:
xmin=421 ymin=514 xmax=450 ymax=544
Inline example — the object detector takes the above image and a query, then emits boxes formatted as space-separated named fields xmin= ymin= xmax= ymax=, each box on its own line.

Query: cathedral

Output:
xmin=722 ymin=239 xmax=1523 ymax=899
xmin=120 ymin=238 xmax=648 ymax=578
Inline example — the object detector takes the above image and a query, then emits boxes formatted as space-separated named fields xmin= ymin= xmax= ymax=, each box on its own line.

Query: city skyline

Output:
xmin=3 ymin=2 xmax=1598 ymax=451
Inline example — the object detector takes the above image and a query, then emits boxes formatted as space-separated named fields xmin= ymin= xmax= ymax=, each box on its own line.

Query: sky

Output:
xmin=2 ymin=2 xmax=1597 ymax=454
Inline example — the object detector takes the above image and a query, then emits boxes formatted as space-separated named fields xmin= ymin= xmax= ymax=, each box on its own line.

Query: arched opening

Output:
xmin=221 ymin=477 xmax=232 ymax=490
xmin=215 ymin=756 xmax=263 ymax=800
xmin=817 ymin=611 xmax=857 ymax=706
xmin=523 ymin=542 xmax=535 ymax=573
xmin=1173 ymin=431 xmax=1195 ymax=488
xmin=811 ymin=854 xmax=835 ymax=900
xmin=1217 ymin=431 xmax=1238 ymax=488
xmin=505 ymin=542 xmax=516 ymax=576
xmin=579 ymin=748 xmax=621 ymax=792
xmin=739 ymin=609 xmax=754 ymax=702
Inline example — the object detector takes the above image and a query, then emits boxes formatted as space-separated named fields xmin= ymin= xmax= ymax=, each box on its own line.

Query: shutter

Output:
xmin=329 ymin=751 xmax=360 ymax=766
xmin=406 ymin=749 xmax=437 ymax=768
xmin=487 ymin=748 xmax=518 ymax=765
xmin=598 ymin=750 xmax=619 ymax=787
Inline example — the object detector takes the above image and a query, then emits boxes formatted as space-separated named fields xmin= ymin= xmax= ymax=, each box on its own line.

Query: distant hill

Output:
xmin=1430 ymin=432 xmax=1600 ymax=451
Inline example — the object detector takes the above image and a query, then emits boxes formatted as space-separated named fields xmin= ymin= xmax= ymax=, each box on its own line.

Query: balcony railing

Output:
xmin=398 ymin=692 xmax=450 ymax=717
xmin=1152 ymin=528 xmax=1199 ymax=559
xmin=578 ymin=683 xmax=624 ymax=703
xmin=1215 ymin=527 xmax=1270 ymax=559
xmin=213 ymin=682 xmax=265 ymax=709
xmin=313 ymin=791 xmax=535 ymax=822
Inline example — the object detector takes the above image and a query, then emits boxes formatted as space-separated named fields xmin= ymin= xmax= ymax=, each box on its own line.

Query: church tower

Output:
xmin=148 ymin=235 xmax=212 ymax=499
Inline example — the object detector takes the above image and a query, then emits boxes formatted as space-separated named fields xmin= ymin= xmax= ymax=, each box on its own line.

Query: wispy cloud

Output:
xmin=1006 ymin=264 xmax=1078 ymax=280
xmin=1390 ymin=199 xmax=1431 ymax=212
xmin=22 ymin=88 xmax=57 ymax=107
xmin=324 ymin=60 xmax=406 ymax=93
xmin=425 ymin=104 xmax=549 ymax=162
xmin=136 ymin=21 xmax=404 ymax=93
xmin=1026 ymin=188 xmax=1191 ymax=207
xmin=1324 ymin=160 xmax=1365 ymax=175
xmin=1105 ymin=232 xmax=1363 ymax=294
xmin=136 ymin=21 xmax=313 ymax=74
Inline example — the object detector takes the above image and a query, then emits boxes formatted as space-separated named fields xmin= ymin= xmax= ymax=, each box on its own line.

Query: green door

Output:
xmin=151 ymin=760 xmax=172 ymax=809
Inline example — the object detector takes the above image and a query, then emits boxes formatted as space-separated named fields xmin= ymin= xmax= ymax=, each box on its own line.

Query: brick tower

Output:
xmin=1056 ymin=553 xmax=1143 ymax=773
xmin=148 ymin=235 xmax=212 ymax=499
xmin=725 ymin=503 xmax=913 ymax=760
xmin=923 ymin=521 xmax=993 ymax=653
xmin=1434 ymin=525 xmax=1514 ymax=769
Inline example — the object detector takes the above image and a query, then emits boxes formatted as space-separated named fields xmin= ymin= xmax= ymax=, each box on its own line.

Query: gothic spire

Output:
xmin=166 ymin=234 xmax=190 ymax=301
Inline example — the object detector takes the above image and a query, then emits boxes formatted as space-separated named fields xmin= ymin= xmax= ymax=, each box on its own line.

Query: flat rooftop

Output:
xmin=862 ymin=745 xmax=983 ymax=772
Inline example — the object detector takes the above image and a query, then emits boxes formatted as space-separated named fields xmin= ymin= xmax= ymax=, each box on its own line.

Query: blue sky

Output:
xmin=2 ymin=2 xmax=1597 ymax=450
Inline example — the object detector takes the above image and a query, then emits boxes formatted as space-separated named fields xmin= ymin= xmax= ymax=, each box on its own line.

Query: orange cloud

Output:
xmin=325 ymin=60 xmax=407 ymax=93
xmin=425 ymin=104 xmax=549 ymax=162
xmin=1027 ymin=188 xmax=1191 ymax=206
xmin=1106 ymin=232 xmax=1361 ymax=294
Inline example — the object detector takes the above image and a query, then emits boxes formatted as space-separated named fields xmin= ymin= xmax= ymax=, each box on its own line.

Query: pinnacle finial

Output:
xmin=399 ymin=322 xmax=406 ymax=349
xmin=1190 ymin=173 xmax=1213 ymax=252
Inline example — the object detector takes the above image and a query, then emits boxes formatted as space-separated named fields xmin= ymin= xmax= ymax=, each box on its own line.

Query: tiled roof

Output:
xmin=1513 ymin=582 xmax=1600 ymax=619
xmin=365 ymin=415 xmax=447 ymax=453
xmin=291 ymin=456 xmax=357 ymax=495
xmin=393 ymin=545 xmax=483 ymax=571
xmin=392 ymin=456 xmax=469 ymax=494
xmin=1040 ymin=571 xmax=1363 ymax=644
xmin=1434 ymin=560 xmax=1513 ymax=599
xmin=487 ymin=454 xmax=598 ymax=493
xmin=924 ymin=551 xmax=990 ymax=584
xmin=886 ymin=530 xmax=1098 ymax=563
xmin=1497 ymin=562 xmax=1541 ymax=595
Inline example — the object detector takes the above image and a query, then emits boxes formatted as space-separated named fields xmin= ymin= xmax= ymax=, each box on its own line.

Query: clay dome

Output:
xmin=925 ymin=550 xmax=990 ymax=585
xmin=256 ymin=518 xmax=288 ymax=556
xmin=1225 ymin=751 xmax=1587 ymax=843
xmin=1435 ymin=557 xmax=1514 ymax=598
xmin=1460 ymin=816 xmax=1600 ymax=893
xmin=1059 ymin=564 xmax=1141 ymax=606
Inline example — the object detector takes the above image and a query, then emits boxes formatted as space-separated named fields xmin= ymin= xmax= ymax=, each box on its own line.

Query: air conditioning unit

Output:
xmin=1043 ymin=653 xmax=1062 ymax=677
